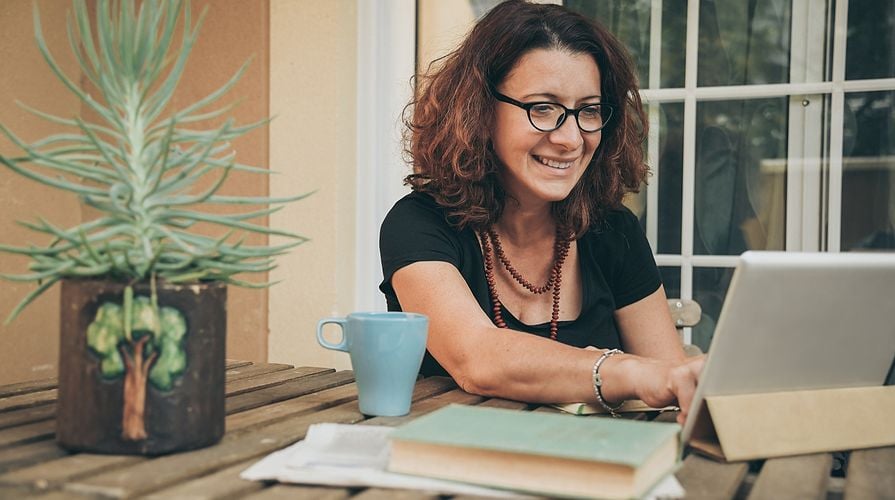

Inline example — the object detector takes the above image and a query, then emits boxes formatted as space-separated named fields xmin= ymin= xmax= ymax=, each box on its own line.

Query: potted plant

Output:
xmin=0 ymin=0 xmax=307 ymax=454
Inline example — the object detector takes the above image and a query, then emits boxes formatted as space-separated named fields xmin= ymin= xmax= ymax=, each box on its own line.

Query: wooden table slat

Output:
xmin=0 ymin=420 xmax=55 ymax=449
xmin=140 ymin=458 xmax=267 ymax=500
xmin=0 ymin=378 xmax=58 ymax=399
xmin=844 ymin=447 xmax=895 ymax=500
xmin=225 ymin=360 xmax=255 ymax=370
xmin=0 ymin=454 xmax=143 ymax=492
xmin=0 ymin=369 xmax=359 ymax=492
xmin=225 ymin=362 xmax=293 ymax=382
xmin=225 ymin=370 xmax=349 ymax=415
xmin=226 ymin=366 xmax=333 ymax=396
xmin=747 ymin=453 xmax=832 ymax=500
xmin=350 ymin=487 xmax=442 ymax=500
xmin=0 ymin=440 xmax=70 ymax=475
xmin=242 ymin=484 xmax=351 ymax=500
xmin=0 ymin=405 xmax=55 ymax=432
xmin=0 ymin=390 xmax=57 ymax=413
xmin=363 ymin=388 xmax=485 ymax=428
xmin=64 ymin=402 xmax=368 ymax=498
xmin=675 ymin=453 xmax=749 ymax=500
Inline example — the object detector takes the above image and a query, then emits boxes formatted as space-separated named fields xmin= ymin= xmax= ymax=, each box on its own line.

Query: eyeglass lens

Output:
xmin=529 ymin=103 xmax=607 ymax=133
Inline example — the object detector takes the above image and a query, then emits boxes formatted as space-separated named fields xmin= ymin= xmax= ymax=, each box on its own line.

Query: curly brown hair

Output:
xmin=405 ymin=0 xmax=648 ymax=237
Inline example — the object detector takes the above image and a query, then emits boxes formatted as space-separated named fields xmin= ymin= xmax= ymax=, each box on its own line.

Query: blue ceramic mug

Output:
xmin=317 ymin=312 xmax=428 ymax=416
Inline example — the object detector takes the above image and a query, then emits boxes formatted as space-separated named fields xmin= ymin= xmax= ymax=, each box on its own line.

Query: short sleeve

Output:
xmin=603 ymin=207 xmax=662 ymax=308
xmin=379 ymin=193 xmax=464 ymax=300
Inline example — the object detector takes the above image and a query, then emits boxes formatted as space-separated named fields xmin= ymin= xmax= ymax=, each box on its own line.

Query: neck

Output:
xmin=494 ymin=200 xmax=555 ymax=246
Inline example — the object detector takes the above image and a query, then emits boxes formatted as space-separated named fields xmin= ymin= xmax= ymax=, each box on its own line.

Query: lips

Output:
xmin=533 ymin=154 xmax=575 ymax=170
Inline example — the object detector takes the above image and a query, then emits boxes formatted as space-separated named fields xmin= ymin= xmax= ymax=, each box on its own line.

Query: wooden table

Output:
xmin=0 ymin=361 xmax=892 ymax=499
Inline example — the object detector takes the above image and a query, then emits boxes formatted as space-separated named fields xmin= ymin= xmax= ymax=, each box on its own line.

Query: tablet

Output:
xmin=681 ymin=250 xmax=895 ymax=445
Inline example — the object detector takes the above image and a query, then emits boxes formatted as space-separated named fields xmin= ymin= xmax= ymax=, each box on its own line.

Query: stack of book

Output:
xmin=388 ymin=404 xmax=681 ymax=499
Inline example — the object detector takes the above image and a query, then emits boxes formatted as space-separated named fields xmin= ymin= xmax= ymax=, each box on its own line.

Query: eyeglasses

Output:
xmin=491 ymin=89 xmax=614 ymax=133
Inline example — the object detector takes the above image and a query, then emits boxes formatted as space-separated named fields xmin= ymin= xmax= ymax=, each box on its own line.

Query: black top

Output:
xmin=379 ymin=192 xmax=662 ymax=376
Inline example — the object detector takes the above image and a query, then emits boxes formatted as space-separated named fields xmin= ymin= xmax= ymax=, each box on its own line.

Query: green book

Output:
xmin=388 ymin=404 xmax=680 ymax=499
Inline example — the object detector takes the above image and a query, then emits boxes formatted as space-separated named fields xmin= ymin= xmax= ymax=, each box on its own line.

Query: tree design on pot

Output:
xmin=87 ymin=289 xmax=187 ymax=441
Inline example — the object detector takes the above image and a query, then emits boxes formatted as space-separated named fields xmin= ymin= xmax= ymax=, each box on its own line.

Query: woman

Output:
xmin=379 ymin=0 xmax=703 ymax=424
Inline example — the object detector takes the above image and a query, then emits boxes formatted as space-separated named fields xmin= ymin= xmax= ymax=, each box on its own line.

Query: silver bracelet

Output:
xmin=592 ymin=348 xmax=625 ymax=417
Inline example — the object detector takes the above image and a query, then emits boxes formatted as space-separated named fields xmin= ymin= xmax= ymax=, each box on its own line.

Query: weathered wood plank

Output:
xmin=0 ymin=454 xmax=142 ymax=492
xmin=747 ymin=453 xmax=831 ymax=500
xmin=676 ymin=453 xmax=748 ymax=500
xmin=225 ymin=367 xmax=332 ymax=396
xmin=0 ymin=378 xmax=58 ymax=399
xmin=0 ymin=390 xmax=57 ymax=413
xmin=652 ymin=410 xmax=681 ymax=423
xmin=140 ymin=458 xmax=266 ymax=500
xmin=844 ymin=446 xmax=895 ymax=500
xmin=0 ymin=420 xmax=55 ymax=449
xmin=227 ymin=382 xmax=358 ymax=434
xmin=0 ymin=405 xmax=55 ymax=431
xmin=64 ymin=402 xmax=367 ymax=498
xmin=478 ymin=397 xmax=529 ymax=410
xmin=0 ymin=440 xmax=69 ymax=474
xmin=225 ymin=370 xmax=349 ymax=414
xmin=225 ymin=360 xmax=254 ymax=369
xmin=351 ymin=487 xmax=441 ymax=500
xmin=0 ymin=369 xmax=356 ymax=492
xmin=364 ymin=389 xmax=485 ymax=428
xmin=242 ymin=484 xmax=351 ymax=500
xmin=224 ymin=363 xmax=293 ymax=382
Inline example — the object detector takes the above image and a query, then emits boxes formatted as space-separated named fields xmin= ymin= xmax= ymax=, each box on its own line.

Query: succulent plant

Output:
xmin=0 ymin=0 xmax=307 ymax=323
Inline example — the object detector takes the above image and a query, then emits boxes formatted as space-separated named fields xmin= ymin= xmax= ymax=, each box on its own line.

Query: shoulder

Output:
xmin=585 ymin=205 xmax=644 ymax=242
xmin=383 ymin=192 xmax=449 ymax=226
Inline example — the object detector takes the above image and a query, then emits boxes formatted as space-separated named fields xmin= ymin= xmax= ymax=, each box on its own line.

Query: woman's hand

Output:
xmin=629 ymin=355 xmax=705 ymax=425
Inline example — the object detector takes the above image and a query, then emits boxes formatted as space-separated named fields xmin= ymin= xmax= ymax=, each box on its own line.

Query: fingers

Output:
xmin=672 ymin=357 xmax=704 ymax=425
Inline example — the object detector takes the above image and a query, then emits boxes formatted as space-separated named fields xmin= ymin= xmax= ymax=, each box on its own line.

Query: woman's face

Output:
xmin=492 ymin=48 xmax=603 ymax=207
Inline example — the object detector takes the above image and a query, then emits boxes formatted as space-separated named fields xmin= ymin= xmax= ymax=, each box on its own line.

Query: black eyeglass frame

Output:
xmin=491 ymin=89 xmax=615 ymax=133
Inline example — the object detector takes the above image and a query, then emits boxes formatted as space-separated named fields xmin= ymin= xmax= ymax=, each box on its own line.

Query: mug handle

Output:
xmin=317 ymin=318 xmax=349 ymax=352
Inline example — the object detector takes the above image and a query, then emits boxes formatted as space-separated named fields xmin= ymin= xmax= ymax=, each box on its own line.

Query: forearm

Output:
xmin=439 ymin=326 xmax=642 ymax=404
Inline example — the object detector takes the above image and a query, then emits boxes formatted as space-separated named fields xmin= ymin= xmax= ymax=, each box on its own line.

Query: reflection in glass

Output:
xmin=694 ymin=99 xmax=788 ymax=255
xmin=657 ymin=103 xmax=684 ymax=254
xmin=846 ymin=0 xmax=895 ymax=80
xmin=698 ymin=0 xmax=791 ymax=86
xmin=841 ymin=91 xmax=895 ymax=250
xmin=692 ymin=266 xmax=735 ymax=352
xmin=565 ymin=0 xmax=687 ymax=89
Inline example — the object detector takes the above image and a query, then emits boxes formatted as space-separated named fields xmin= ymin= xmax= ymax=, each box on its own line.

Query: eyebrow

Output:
xmin=520 ymin=92 xmax=602 ymax=103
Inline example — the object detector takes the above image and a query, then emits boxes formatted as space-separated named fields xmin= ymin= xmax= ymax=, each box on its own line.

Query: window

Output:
xmin=567 ymin=0 xmax=895 ymax=350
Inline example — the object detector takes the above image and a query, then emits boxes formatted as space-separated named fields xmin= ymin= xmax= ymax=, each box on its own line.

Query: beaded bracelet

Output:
xmin=592 ymin=348 xmax=625 ymax=417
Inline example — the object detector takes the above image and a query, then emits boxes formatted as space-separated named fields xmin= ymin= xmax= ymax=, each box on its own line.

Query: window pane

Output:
xmin=692 ymin=266 xmax=735 ymax=352
xmin=658 ymin=266 xmax=680 ymax=299
xmin=698 ymin=0 xmax=792 ymax=86
xmin=660 ymin=0 xmax=687 ymax=88
xmin=565 ymin=0 xmax=651 ymax=87
xmin=657 ymin=103 xmax=684 ymax=254
xmin=694 ymin=98 xmax=788 ymax=255
xmin=566 ymin=0 xmax=687 ymax=89
xmin=841 ymin=90 xmax=895 ymax=250
xmin=846 ymin=0 xmax=895 ymax=80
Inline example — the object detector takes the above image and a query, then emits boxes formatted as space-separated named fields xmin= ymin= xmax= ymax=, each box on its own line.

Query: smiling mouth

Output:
xmin=533 ymin=155 xmax=574 ymax=170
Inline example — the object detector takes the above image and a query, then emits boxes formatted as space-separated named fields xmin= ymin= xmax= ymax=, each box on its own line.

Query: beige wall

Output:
xmin=268 ymin=0 xmax=357 ymax=371
xmin=0 ymin=0 xmax=276 ymax=383
xmin=0 ymin=0 xmax=81 ymax=384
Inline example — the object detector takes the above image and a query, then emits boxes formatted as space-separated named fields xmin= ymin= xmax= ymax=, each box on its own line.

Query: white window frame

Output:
xmin=355 ymin=0 xmax=417 ymax=312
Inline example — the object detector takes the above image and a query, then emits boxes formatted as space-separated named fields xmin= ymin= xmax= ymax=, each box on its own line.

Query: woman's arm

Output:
xmin=392 ymin=260 xmax=702 ymax=423
xmin=614 ymin=285 xmax=687 ymax=362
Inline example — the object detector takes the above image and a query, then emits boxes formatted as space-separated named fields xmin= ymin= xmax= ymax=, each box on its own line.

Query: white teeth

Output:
xmin=535 ymin=155 xmax=573 ymax=169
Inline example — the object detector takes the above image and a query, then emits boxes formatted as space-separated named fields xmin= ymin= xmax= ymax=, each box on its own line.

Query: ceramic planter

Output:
xmin=56 ymin=279 xmax=226 ymax=455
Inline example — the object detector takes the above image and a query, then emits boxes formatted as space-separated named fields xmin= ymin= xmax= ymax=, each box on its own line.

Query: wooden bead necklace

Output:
xmin=480 ymin=225 xmax=571 ymax=340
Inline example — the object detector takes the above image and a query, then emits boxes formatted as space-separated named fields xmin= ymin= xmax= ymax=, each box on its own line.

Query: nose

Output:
xmin=547 ymin=114 xmax=584 ymax=151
